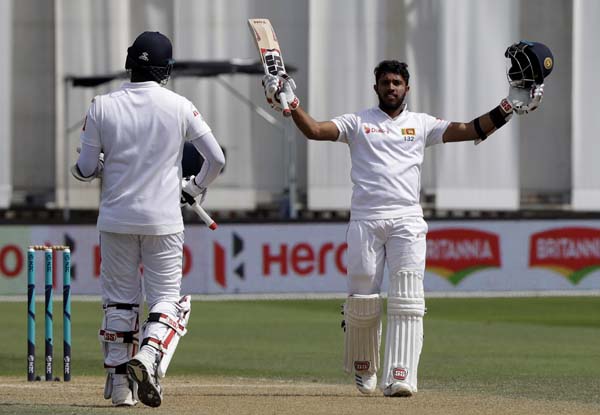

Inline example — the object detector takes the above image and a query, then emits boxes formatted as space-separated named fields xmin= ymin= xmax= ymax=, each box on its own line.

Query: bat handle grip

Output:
xmin=191 ymin=203 xmax=218 ymax=230
xmin=278 ymin=90 xmax=292 ymax=117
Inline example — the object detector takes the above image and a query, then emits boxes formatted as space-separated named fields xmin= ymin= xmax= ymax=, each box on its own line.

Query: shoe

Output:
xmin=383 ymin=382 xmax=413 ymax=397
xmin=354 ymin=371 xmax=377 ymax=394
xmin=110 ymin=374 xmax=137 ymax=406
xmin=127 ymin=351 xmax=162 ymax=408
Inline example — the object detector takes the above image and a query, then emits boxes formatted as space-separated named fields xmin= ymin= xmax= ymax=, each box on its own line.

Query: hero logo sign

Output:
xmin=426 ymin=228 xmax=501 ymax=285
xmin=262 ymin=242 xmax=347 ymax=276
xmin=213 ymin=233 xmax=347 ymax=289
xmin=529 ymin=227 xmax=600 ymax=284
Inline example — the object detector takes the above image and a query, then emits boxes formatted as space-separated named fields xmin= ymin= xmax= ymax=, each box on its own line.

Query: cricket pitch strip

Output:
xmin=1 ymin=376 xmax=598 ymax=415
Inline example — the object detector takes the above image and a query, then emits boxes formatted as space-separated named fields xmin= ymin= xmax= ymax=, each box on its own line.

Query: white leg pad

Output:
xmin=99 ymin=304 xmax=140 ymax=370
xmin=141 ymin=295 xmax=191 ymax=378
xmin=343 ymin=294 xmax=382 ymax=374
xmin=381 ymin=271 xmax=425 ymax=392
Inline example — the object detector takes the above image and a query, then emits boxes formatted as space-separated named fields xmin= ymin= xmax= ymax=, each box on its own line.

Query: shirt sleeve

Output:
xmin=423 ymin=113 xmax=450 ymax=147
xmin=76 ymin=142 xmax=102 ymax=177
xmin=189 ymin=131 xmax=226 ymax=188
xmin=185 ymin=100 xmax=212 ymax=141
xmin=331 ymin=113 xmax=359 ymax=144
xmin=80 ymin=97 xmax=102 ymax=148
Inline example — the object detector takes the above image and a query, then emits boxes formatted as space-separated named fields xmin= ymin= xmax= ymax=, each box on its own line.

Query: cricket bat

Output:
xmin=248 ymin=18 xmax=292 ymax=117
xmin=191 ymin=203 xmax=217 ymax=230
xmin=181 ymin=189 xmax=217 ymax=230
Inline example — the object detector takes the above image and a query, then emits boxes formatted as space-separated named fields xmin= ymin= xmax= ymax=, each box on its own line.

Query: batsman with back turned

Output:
xmin=71 ymin=31 xmax=225 ymax=407
xmin=262 ymin=39 xmax=553 ymax=396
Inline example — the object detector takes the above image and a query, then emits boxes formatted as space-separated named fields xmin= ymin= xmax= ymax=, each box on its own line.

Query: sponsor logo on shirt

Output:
xmin=529 ymin=227 xmax=600 ymax=284
xmin=426 ymin=228 xmax=501 ymax=285
xmin=363 ymin=125 xmax=388 ymax=135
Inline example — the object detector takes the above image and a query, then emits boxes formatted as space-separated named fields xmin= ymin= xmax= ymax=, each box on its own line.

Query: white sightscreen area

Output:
xmin=572 ymin=0 xmax=600 ymax=210
xmin=4 ymin=0 xmax=597 ymax=213
xmin=435 ymin=0 xmax=520 ymax=210
xmin=0 ymin=1 xmax=12 ymax=208
xmin=54 ymin=0 xmax=308 ymax=211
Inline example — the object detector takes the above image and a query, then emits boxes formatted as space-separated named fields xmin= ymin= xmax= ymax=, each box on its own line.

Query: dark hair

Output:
xmin=374 ymin=60 xmax=410 ymax=85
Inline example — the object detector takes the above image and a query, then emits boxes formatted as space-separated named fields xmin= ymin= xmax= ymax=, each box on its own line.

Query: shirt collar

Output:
xmin=121 ymin=81 xmax=161 ymax=89
xmin=374 ymin=103 xmax=408 ymax=121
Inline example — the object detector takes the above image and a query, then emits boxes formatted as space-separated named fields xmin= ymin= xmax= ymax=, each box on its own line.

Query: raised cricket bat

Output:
xmin=248 ymin=18 xmax=292 ymax=117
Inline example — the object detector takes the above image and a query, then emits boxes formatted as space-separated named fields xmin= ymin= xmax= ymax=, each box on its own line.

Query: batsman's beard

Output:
xmin=377 ymin=91 xmax=407 ymax=113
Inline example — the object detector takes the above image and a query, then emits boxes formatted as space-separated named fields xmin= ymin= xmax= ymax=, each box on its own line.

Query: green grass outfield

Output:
xmin=2 ymin=297 xmax=599 ymax=403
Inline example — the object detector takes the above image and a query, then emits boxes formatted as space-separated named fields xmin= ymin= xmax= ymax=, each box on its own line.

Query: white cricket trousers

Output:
xmin=99 ymin=231 xmax=184 ymax=307
xmin=346 ymin=217 xmax=428 ymax=294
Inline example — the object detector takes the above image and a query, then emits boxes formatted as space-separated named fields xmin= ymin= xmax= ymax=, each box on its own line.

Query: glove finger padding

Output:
xmin=261 ymin=73 xmax=300 ymax=112
xmin=262 ymin=74 xmax=282 ymax=110
xmin=181 ymin=176 xmax=207 ymax=206
xmin=509 ymin=83 xmax=544 ymax=115
xmin=282 ymin=78 xmax=300 ymax=110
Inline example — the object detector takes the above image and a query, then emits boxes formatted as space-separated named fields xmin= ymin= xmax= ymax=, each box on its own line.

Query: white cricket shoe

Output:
xmin=127 ymin=350 xmax=163 ymax=408
xmin=104 ymin=373 xmax=137 ymax=406
xmin=383 ymin=382 xmax=413 ymax=397
xmin=354 ymin=371 xmax=377 ymax=394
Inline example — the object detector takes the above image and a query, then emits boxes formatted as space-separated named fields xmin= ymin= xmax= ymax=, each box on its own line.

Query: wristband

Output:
xmin=473 ymin=117 xmax=487 ymax=141
xmin=489 ymin=99 xmax=513 ymax=129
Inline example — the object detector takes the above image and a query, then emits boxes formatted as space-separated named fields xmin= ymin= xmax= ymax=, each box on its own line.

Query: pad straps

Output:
xmin=141 ymin=312 xmax=188 ymax=354
xmin=98 ymin=303 xmax=140 ymax=345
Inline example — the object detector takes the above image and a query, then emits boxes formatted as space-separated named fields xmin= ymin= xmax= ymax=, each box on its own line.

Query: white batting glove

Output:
xmin=508 ymin=84 xmax=544 ymax=115
xmin=262 ymin=74 xmax=280 ymax=108
xmin=181 ymin=176 xmax=207 ymax=207
xmin=281 ymin=73 xmax=300 ymax=111
xmin=262 ymin=73 xmax=300 ymax=113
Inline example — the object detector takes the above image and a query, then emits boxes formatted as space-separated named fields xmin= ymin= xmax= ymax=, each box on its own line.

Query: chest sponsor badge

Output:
xmin=363 ymin=125 xmax=388 ymax=135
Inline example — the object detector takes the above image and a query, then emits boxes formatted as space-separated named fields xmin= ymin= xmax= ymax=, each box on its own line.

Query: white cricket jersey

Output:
xmin=332 ymin=106 xmax=449 ymax=220
xmin=80 ymin=81 xmax=211 ymax=235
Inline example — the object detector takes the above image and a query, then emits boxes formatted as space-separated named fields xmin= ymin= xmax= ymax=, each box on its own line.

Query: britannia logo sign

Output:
xmin=529 ymin=227 xmax=600 ymax=284
xmin=426 ymin=228 xmax=501 ymax=285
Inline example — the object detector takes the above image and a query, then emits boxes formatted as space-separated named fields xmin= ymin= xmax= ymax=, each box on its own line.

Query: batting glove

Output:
xmin=262 ymin=73 xmax=300 ymax=113
xmin=508 ymin=83 xmax=544 ymax=115
xmin=181 ymin=176 xmax=207 ymax=207
xmin=279 ymin=72 xmax=300 ymax=111
xmin=262 ymin=74 xmax=280 ymax=108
